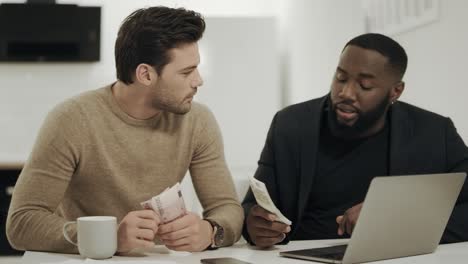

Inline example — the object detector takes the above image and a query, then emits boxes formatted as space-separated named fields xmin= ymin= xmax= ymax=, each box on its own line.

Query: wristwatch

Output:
xmin=205 ymin=219 xmax=224 ymax=249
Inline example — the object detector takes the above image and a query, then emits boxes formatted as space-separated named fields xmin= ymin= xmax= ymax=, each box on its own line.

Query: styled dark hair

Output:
xmin=115 ymin=6 xmax=206 ymax=84
xmin=344 ymin=33 xmax=408 ymax=80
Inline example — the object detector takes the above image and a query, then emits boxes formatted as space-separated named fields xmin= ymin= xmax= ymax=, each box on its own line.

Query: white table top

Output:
xmin=20 ymin=239 xmax=468 ymax=264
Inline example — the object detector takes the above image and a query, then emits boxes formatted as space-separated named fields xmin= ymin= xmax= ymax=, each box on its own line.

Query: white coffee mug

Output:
xmin=63 ymin=216 xmax=117 ymax=259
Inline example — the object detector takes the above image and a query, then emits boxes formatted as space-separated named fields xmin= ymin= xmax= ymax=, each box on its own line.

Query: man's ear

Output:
xmin=134 ymin=63 xmax=158 ymax=85
xmin=390 ymin=81 xmax=405 ymax=103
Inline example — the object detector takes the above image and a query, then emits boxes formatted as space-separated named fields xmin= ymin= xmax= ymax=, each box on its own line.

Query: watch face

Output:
xmin=214 ymin=224 xmax=224 ymax=246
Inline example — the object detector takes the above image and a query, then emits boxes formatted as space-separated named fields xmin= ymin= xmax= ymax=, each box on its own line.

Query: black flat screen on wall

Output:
xmin=0 ymin=3 xmax=100 ymax=62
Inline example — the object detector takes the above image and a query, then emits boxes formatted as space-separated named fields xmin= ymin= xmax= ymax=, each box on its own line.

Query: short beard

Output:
xmin=327 ymin=94 xmax=390 ymax=139
xmin=156 ymin=103 xmax=191 ymax=115
xmin=152 ymin=97 xmax=192 ymax=115
xmin=167 ymin=104 xmax=192 ymax=115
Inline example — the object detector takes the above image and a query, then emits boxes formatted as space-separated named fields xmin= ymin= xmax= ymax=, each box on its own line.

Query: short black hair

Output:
xmin=115 ymin=6 xmax=206 ymax=84
xmin=344 ymin=33 xmax=408 ymax=80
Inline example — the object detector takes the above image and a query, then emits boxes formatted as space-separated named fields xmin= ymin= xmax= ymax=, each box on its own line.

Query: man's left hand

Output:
xmin=158 ymin=212 xmax=212 ymax=252
xmin=336 ymin=203 xmax=363 ymax=236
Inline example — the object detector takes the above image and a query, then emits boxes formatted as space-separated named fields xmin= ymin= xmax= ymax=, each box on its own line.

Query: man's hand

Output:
xmin=158 ymin=212 xmax=212 ymax=252
xmin=336 ymin=203 xmax=363 ymax=236
xmin=246 ymin=205 xmax=291 ymax=248
xmin=117 ymin=210 xmax=160 ymax=253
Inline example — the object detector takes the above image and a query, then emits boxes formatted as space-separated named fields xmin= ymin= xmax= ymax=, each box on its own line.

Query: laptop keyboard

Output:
xmin=303 ymin=244 xmax=347 ymax=260
xmin=315 ymin=251 xmax=346 ymax=260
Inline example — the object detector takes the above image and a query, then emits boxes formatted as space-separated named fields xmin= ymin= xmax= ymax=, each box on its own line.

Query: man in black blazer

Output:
xmin=242 ymin=33 xmax=468 ymax=248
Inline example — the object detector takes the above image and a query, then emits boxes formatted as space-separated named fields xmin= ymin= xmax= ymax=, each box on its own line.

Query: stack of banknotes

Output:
xmin=141 ymin=179 xmax=291 ymax=226
xmin=141 ymin=183 xmax=187 ymax=223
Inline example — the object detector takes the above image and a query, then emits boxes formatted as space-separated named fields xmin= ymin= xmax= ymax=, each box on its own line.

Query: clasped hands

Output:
xmin=247 ymin=202 xmax=363 ymax=248
xmin=116 ymin=210 xmax=212 ymax=253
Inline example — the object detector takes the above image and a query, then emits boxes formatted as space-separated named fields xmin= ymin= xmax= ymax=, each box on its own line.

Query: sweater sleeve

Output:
xmin=6 ymin=99 xmax=85 ymax=253
xmin=188 ymin=104 xmax=244 ymax=246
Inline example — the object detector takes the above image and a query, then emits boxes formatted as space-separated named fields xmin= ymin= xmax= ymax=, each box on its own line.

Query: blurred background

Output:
xmin=0 ymin=0 xmax=466 ymax=259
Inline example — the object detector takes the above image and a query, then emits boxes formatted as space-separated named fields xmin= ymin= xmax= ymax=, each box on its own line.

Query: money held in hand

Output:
xmin=249 ymin=177 xmax=292 ymax=225
xmin=141 ymin=182 xmax=187 ymax=223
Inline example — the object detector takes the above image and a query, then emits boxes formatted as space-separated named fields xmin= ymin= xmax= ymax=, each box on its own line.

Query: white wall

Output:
xmin=198 ymin=17 xmax=280 ymax=169
xmin=281 ymin=0 xmax=365 ymax=105
xmin=394 ymin=0 xmax=468 ymax=142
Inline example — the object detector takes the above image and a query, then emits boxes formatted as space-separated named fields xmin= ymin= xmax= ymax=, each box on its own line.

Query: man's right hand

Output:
xmin=117 ymin=210 xmax=160 ymax=253
xmin=246 ymin=205 xmax=291 ymax=248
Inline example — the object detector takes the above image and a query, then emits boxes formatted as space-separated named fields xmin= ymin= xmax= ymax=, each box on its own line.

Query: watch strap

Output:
xmin=204 ymin=219 xmax=224 ymax=249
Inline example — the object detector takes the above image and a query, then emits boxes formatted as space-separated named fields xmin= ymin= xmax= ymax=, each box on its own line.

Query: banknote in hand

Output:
xmin=249 ymin=177 xmax=292 ymax=225
xmin=141 ymin=182 xmax=187 ymax=223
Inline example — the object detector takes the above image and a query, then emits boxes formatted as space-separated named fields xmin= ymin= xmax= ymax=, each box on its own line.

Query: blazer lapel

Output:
xmin=295 ymin=96 xmax=327 ymax=226
xmin=389 ymin=102 xmax=413 ymax=175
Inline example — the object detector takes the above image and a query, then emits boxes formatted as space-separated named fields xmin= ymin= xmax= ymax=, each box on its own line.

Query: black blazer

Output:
xmin=242 ymin=95 xmax=468 ymax=244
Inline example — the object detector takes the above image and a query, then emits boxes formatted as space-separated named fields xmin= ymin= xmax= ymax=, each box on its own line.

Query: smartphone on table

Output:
xmin=200 ymin=257 xmax=252 ymax=264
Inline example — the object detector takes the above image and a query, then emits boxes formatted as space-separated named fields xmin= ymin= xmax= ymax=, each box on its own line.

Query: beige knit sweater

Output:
xmin=6 ymin=85 xmax=244 ymax=253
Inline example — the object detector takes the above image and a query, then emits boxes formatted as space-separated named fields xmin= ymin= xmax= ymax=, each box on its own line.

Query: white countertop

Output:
xmin=19 ymin=239 xmax=468 ymax=264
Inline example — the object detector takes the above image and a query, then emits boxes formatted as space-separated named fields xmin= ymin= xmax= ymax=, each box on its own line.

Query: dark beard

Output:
xmin=327 ymin=95 xmax=390 ymax=139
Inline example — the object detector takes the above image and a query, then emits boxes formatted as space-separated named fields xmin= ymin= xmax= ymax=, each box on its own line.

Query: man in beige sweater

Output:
xmin=6 ymin=6 xmax=243 ymax=254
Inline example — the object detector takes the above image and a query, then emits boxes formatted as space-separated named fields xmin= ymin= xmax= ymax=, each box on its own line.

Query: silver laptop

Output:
xmin=280 ymin=172 xmax=466 ymax=264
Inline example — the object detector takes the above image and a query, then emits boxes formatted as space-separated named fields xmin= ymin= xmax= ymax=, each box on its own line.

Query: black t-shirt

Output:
xmin=293 ymin=112 xmax=389 ymax=240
